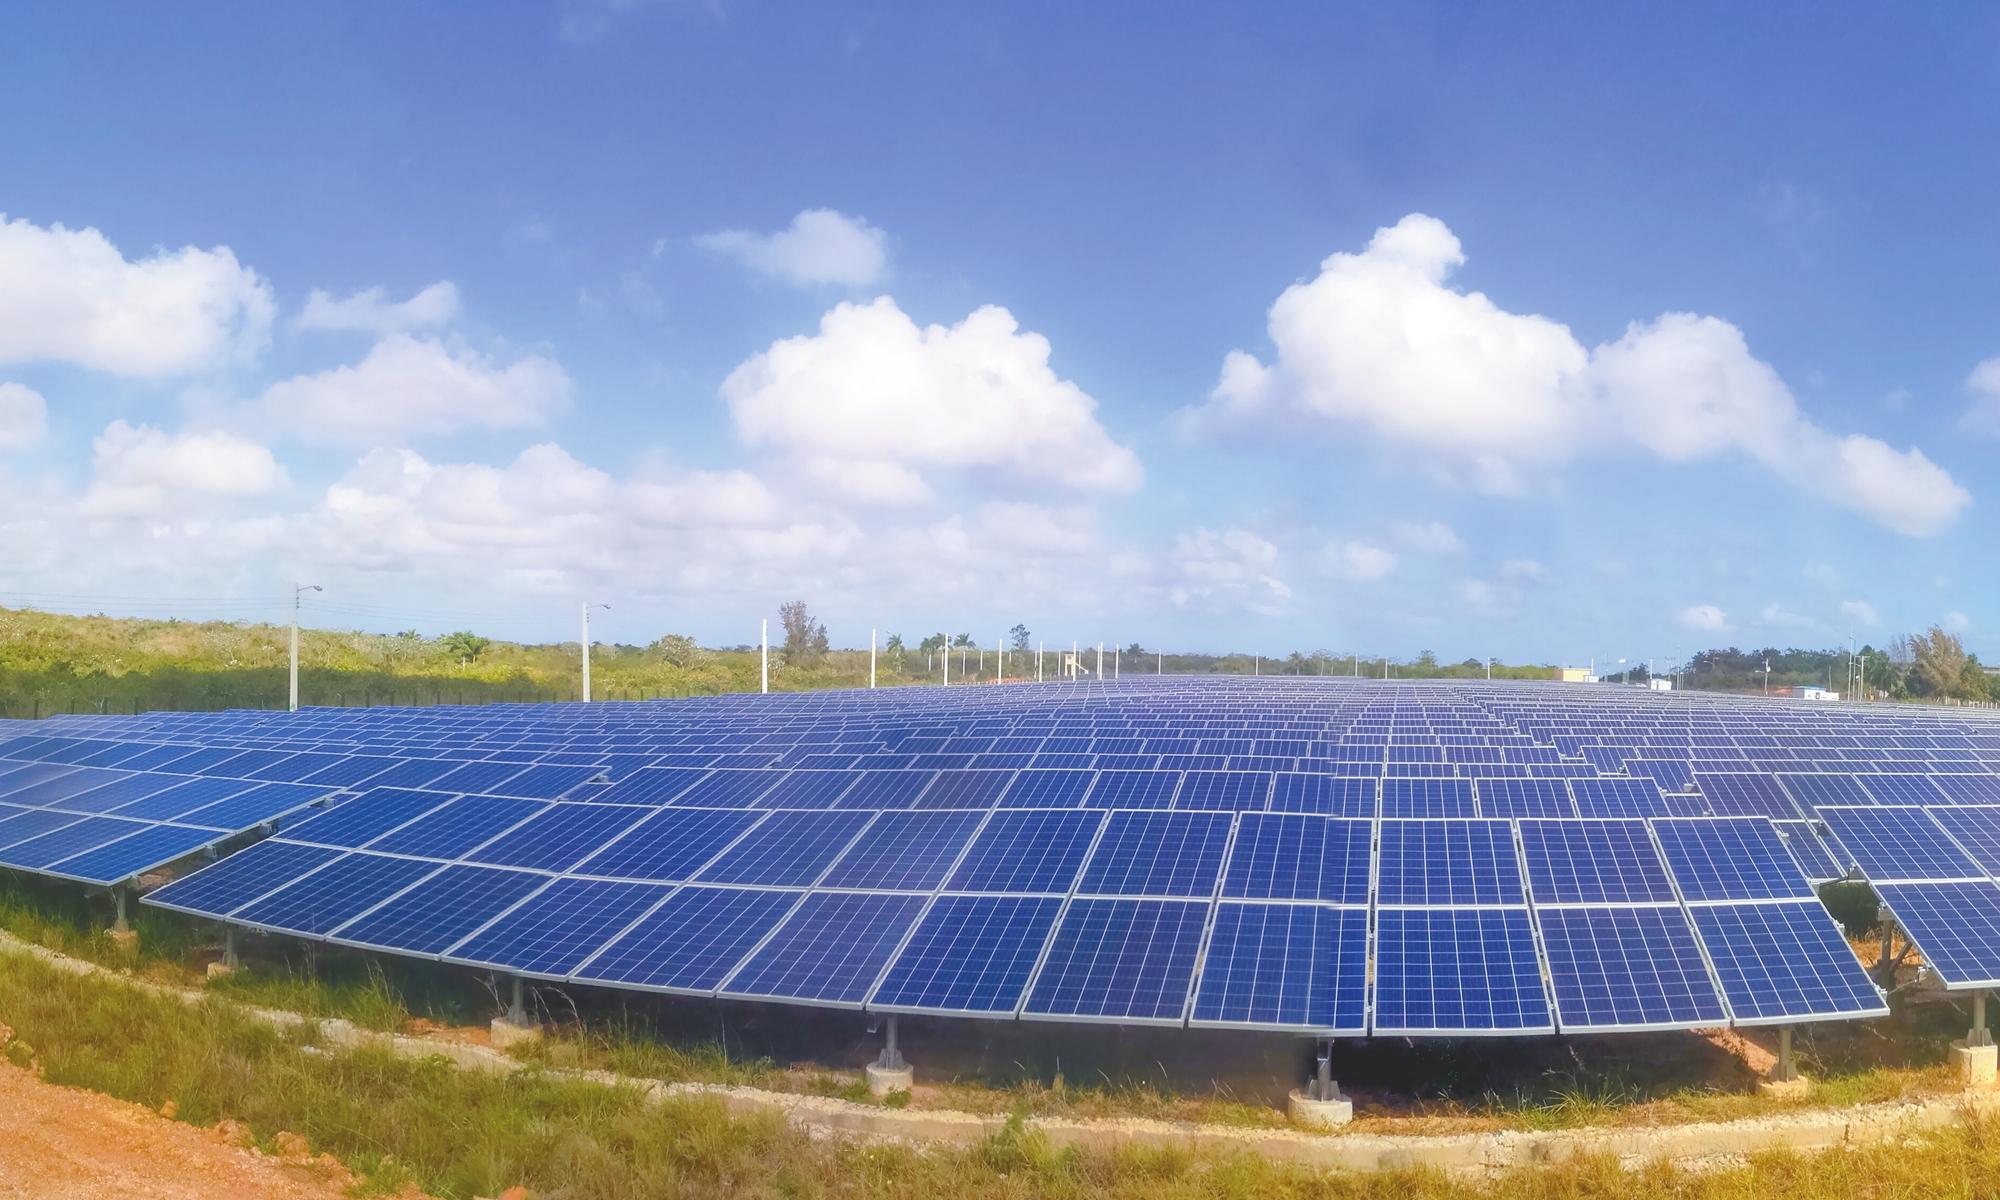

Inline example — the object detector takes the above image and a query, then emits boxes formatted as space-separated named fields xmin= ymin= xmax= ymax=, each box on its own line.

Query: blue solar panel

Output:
xmin=592 ymin=767 xmax=708 ymax=805
xmin=1518 ymin=819 xmax=1677 ymax=903
xmin=1926 ymin=806 xmax=2000 ymax=877
xmin=1086 ymin=770 xmax=1182 ymax=809
xmin=695 ymin=809 xmax=874 ymax=887
xmin=464 ymin=803 xmax=653 ymax=872
xmin=143 ymin=840 xmax=345 ymax=916
xmin=1857 ymin=773 xmax=1951 ymax=806
xmin=1269 ymin=774 xmax=1375 ymax=816
xmin=1689 ymin=902 xmax=1886 ymax=1022
xmin=721 ymin=891 xmax=929 ymax=1005
xmin=1817 ymin=806 xmax=1983 ymax=882
xmin=332 ymin=865 xmax=549 ymax=954
xmin=1190 ymin=902 xmax=1367 ymax=1032
xmin=1773 ymin=820 xmax=1845 ymax=881
xmin=869 ymin=894 xmax=1064 ymax=1015
xmin=1873 ymin=881 xmax=2000 ymax=989
xmin=174 ymin=783 xmax=333 ymax=832
xmin=1651 ymin=818 xmax=1815 ymax=902
xmin=296 ymin=756 xmax=401 ymax=788
xmin=1569 ymin=777 xmax=1682 ymax=818
xmin=1371 ymin=909 xmax=1552 ymax=1035
xmin=576 ymin=885 xmax=802 ymax=993
xmin=817 ymin=809 xmax=984 ymax=891
xmin=670 ymin=769 xmax=782 ymax=808
xmin=1173 ymin=771 xmax=1271 ymax=811
xmin=448 ymin=877 xmax=672 ymax=976
xmin=492 ymin=764 xmax=604 ymax=799
xmin=234 ymin=851 xmax=441 ymax=936
xmin=1476 ymin=778 xmax=1574 ymax=819
xmin=47 ymin=823 xmax=220 ymax=885
xmin=570 ymin=808 xmax=764 ymax=881
xmin=0 ymin=816 xmax=152 ymax=869
xmin=1625 ymin=759 xmax=1695 ymax=794
xmin=1 ymin=768 xmax=128 ymax=807
xmin=753 ymin=770 xmax=860 ymax=809
xmin=99 ymin=776 xmax=257 ymax=821
xmin=1075 ymin=810 xmax=1232 ymax=897
xmin=1932 ymin=775 xmax=2000 ymax=805
xmin=918 ymin=769 xmax=1013 ymax=809
xmin=365 ymin=797 xmax=549 ymax=858
xmin=1221 ymin=814 xmax=1371 ymax=903
xmin=1381 ymin=777 xmax=1476 ymax=818
xmin=356 ymin=758 xmax=460 ymax=791
xmin=1534 ymin=906 xmax=1728 ymax=1031
xmin=944 ymin=809 xmax=1103 ymax=894
xmin=1022 ymin=898 xmax=1208 ymax=1024
xmin=282 ymin=788 xmax=450 ymax=848
xmin=835 ymin=770 xmax=936 ymax=810
xmin=46 ymin=771 xmax=188 ymax=813
xmin=1774 ymin=773 xmax=1872 ymax=810
xmin=426 ymin=761 xmax=530 ymax=796
xmin=1693 ymin=773 xmax=1802 ymax=819
xmin=1377 ymin=820 xmax=1525 ymax=905
xmin=0 ymin=808 xmax=86 ymax=850
xmin=997 ymin=769 xmax=1092 ymax=808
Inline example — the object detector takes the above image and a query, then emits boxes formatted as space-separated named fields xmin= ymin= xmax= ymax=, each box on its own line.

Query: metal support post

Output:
xmin=509 ymin=976 xmax=528 ymax=1027
xmin=112 ymin=887 xmax=129 ymax=933
xmin=1775 ymin=1026 xmax=1800 ymax=1082
xmin=222 ymin=925 xmax=240 ymax=970
xmin=1975 ymin=991 xmax=1993 ymax=1049
xmin=1314 ymin=1038 xmax=1334 ymax=1101
xmin=876 ymin=1014 xmax=904 ymax=1071
xmin=1876 ymin=913 xmax=1897 ymax=980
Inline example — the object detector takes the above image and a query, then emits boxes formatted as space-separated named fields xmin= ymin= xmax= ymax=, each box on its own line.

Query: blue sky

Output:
xmin=2 ymin=1 xmax=1998 ymax=665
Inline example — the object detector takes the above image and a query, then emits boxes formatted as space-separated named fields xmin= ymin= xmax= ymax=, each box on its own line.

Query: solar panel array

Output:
xmin=18 ymin=675 xmax=2000 ymax=1032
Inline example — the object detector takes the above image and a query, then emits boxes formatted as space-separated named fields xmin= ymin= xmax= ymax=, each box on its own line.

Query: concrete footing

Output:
xmin=107 ymin=928 xmax=137 ymax=951
xmin=866 ymin=1063 xmax=914 ymax=1096
xmin=1288 ymin=1088 xmax=1354 ymax=1128
xmin=1951 ymin=1040 xmax=1997 ymax=1086
xmin=489 ymin=1017 xmax=542 ymax=1049
xmin=205 ymin=961 xmax=234 ymax=979
xmin=1757 ymin=1076 xmax=1811 ymax=1098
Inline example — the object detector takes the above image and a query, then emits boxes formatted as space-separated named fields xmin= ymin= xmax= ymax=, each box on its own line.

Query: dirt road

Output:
xmin=0 ymin=1060 xmax=389 ymax=1200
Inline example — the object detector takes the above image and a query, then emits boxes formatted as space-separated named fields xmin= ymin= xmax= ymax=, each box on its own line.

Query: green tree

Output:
xmin=439 ymin=631 xmax=490 ymax=665
xmin=778 ymin=601 xmax=829 ymax=667
xmin=1900 ymin=627 xmax=1967 ymax=697
xmin=1010 ymin=624 xmax=1031 ymax=653
xmin=648 ymin=634 xmax=708 ymax=669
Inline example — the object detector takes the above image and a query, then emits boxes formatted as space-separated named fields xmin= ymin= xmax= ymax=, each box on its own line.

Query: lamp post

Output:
xmin=289 ymin=583 xmax=321 ymax=713
xmin=581 ymin=603 xmax=610 ymax=702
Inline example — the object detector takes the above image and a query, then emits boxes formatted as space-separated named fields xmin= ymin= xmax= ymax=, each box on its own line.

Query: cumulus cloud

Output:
xmin=1394 ymin=521 xmax=1464 ymax=554
xmin=1500 ymin=558 xmax=1546 ymax=581
xmin=700 ymin=210 xmax=888 ymax=287
xmin=1191 ymin=213 xmax=1969 ymax=535
xmin=1839 ymin=599 xmax=1881 ymax=627
xmin=1962 ymin=357 xmax=2000 ymax=435
xmin=297 ymin=282 xmax=459 ymax=335
xmin=0 ymin=383 xmax=48 ymax=449
xmin=81 ymin=421 xmax=286 ymax=518
xmin=1945 ymin=610 xmax=1971 ymax=633
xmin=1679 ymin=604 xmax=1730 ymax=631
xmin=261 ymin=335 xmax=571 ymax=442
xmin=0 ymin=215 xmax=273 ymax=375
xmin=1333 ymin=540 xmax=1397 ymax=581
xmin=723 ymin=297 xmax=1141 ymax=502
xmin=1170 ymin=528 xmax=1290 ymax=612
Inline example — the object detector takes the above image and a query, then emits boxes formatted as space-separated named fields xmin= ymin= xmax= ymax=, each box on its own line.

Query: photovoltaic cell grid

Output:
xmin=68 ymin=673 xmax=2000 ymax=1031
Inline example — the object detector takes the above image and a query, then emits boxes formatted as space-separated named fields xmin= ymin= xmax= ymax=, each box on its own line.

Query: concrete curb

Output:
xmin=1 ymin=932 xmax=1991 ymax=1173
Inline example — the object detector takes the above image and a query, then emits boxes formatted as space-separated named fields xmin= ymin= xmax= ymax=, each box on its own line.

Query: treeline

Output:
xmin=1684 ymin=627 xmax=1998 ymax=703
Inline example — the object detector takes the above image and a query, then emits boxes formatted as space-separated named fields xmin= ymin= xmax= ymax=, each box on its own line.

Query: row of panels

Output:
xmin=146 ymin=806 xmax=1884 ymax=1034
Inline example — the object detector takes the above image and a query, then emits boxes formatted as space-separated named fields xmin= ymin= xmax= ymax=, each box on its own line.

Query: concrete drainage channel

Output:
xmin=5 ymin=933 xmax=1999 ymax=1175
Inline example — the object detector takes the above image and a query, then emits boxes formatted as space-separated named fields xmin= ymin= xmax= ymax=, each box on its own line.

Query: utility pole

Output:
xmin=761 ymin=619 xmax=768 ymax=694
xmin=870 ymin=629 xmax=877 ymax=689
xmin=1038 ymin=641 xmax=1044 ymax=682
xmin=581 ymin=602 xmax=610 ymax=702
xmin=997 ymin=631 xmax=1003 ymax=684
xmin=289 ymin=583 xmax=321 ymax=713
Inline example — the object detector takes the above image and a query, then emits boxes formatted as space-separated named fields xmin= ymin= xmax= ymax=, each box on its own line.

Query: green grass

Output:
xmin=7 ymin=948 xmax=2000 ymax=1200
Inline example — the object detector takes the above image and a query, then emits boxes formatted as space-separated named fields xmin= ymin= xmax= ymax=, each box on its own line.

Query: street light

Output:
xmin=289 ymin=584 xmax=321 ymax=713
xmin=581 ymin=602 xmax=610 ymax=702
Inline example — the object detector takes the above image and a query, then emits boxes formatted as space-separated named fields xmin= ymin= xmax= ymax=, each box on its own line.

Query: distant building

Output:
xmin=1791 ymin=685 xmax=1841 ymax=701
xmin=1649 ymin=678 xmax=1673 ymax=691
xmin=1558 ymin=667 xmax=1591 ymax=683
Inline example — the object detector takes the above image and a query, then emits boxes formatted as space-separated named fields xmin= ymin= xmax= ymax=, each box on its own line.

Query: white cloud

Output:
xmin=1759 ymin=602 xmax=1818 ymax=629
xmin=297 ymin=282 xmax=459 ymax=335
xmin=1170 ymin=528 xmax=1290 ymax=612
xmin=0 ymin=215 xmax=272 ymax=375
xmin=0 ymin=383 xmax=48 ymax=449
xmin=1945 ymin=610 xmax=1971 ymax=633
xmin=261 ymin=335 xmax=571 ymax=442
xmin=81 ymin=421 xmax=286 ymax=518
xmin=699 ymin=209 xmax=888 ymax=287
xmin=723 ymin=297 xmax=1141 ymax=502
xmin=1678 ymin=604 xmax=1730 ymax=631
xmin=1461 ymin=580 xmax=1498 ymax=605
xmin=1839 ymin=600 xmax=1880 ymax=627
xmin=1333 ymin=540 xmax=1397 ymax=581
xmin=1962 ymin=357 xmax=2000 ymax=436
xmin=1393 ymin=521 xmax=1463 ymax=554
xmin=1190 ymin=213 xmax=1970 ymax=535
xmin=1500 ymin=558 xmax=1546 ymax=582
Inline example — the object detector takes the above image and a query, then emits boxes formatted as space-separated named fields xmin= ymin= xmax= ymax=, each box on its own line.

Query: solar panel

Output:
xmin=721 ymin=891 xmax=930 ymax=1005
xmin=1873 ymin=881 xmax=2000 ymax=989
xmin=144 ymin=840 xmax=345 ymax=917
xmin=233 ymin=851 xmax=441 ymax=936
xmin=1173 ymin=771 xmax=1272 ymax=811
xmin=1376 ymin=820 xmax=1525 ymax=906
xmin=575 ymin=886 xmax=802 ymax=994
xmin=998 ymin=769 xmax=1093 ymax=808
xmin=1932 ymin=775 xmax=2000 ymax=805
xmin=1650 ymin=818 xmax=1815 ymax=901
xmin=1021 ymin=898 xmax=1209 ymax=1024
xmin=331 ymin=865 xmax=548 ymax=955
xmin=1189 ymin=903 xmax=1367 ymax=1032
xmin=1772 ymin=820 xmax=1845 ymax=882
xmin=870 ymin=894 xmax=1065 ymax=1015
xmin=1476 ymin=778 xmax=1574 ymax=819
xmin=1074 ymin=811 xmax=1232 ymax=897
xmin=1533 ymin=905 xmax=1728 ymax=1032
xmin=570 ymin=808 xmax=764 ymax=881
xmin=447 ymin=877 xmax=672 ymax=976
xmin=1693 ymin=773 xmax=1802 ymax=819
xmin=835 ymin=770 xmax=935 ymax=810
xmin=1270 ymin=773 xmax=1375 ymax=815
xmin=364 ymin=796 xmax=549 ymax=858
xmin=46 ymin=823 xmax=221 ymax=885
xmin=1220 ymin=814 xmax=1371 ymax=903
xmin=918 ymin=769 xmax=1013 ymax=809
xmin=816 ymin=809 xmax=984 ymax=891
xmin=1518 ymin=819 xmax=1677 ymax=904
xmin=1817 ymin=806 xmax=1984 ymax=882
xmin=1856 ymin=774 xmax=1951 ymax=806
xmin=1774 ymin=773 xmax=1872 ymax=810
xmin=465 ymin=804 xmax=653 ymax=872
xmin=1370 ymin=908 xmax=1552 ymax=1035
xmin=1085 ymin=770 xmax=1182 ymax=809
xmin=1689 ymin=902 xmax=1887 ymax=1022
xmin=1569 ymin=777 xmax=1679 ymax=818
xmin=695 ymin=809 xmax=874 ymax=887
